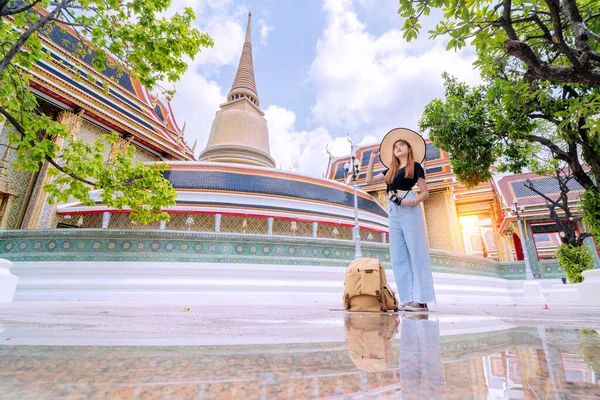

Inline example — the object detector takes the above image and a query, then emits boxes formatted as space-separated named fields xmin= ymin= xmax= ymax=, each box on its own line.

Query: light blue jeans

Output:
xmin=388 ymin=192 xmax=437 ymax=304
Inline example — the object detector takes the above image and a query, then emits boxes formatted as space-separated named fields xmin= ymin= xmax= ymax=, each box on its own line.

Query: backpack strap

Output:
xmin=375 ymin=290 xmax=386 ymax=312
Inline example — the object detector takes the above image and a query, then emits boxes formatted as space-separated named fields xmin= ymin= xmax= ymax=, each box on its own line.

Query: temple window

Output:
xmin=530 ymin=222 xmax=565 ymax=260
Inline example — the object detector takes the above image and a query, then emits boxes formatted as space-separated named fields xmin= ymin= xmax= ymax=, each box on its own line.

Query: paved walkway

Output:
xmin=1 ymin=301 xmax=599 ymax=346
xmin=2 ymin=301 xmax=600 ymax=399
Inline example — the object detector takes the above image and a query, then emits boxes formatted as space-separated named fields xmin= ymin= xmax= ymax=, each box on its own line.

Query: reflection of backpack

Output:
xmin=343 ymin=258 xmax=399 ymax=312
xmin=344 ymin=313 xmax=399 ymax=372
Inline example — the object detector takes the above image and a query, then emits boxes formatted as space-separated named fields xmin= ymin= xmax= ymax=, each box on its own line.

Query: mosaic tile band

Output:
xmin=0 ymin=230 xmax=564 ymax=280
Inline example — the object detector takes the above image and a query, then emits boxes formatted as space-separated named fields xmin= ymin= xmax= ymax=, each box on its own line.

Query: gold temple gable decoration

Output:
xmin=0 ymin=147 xmax=18 ymax=197
xmin=108 ymin=134 xmax=134 ymax=163
xmin=56 ymin=109 xmax=84 ymax=140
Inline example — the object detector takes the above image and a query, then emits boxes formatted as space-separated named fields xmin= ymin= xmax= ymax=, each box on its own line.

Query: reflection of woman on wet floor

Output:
xmin=366 ymin=128 xmax=436 ymax=311
xmin=399 ymin=315 xmax=446 ymax=399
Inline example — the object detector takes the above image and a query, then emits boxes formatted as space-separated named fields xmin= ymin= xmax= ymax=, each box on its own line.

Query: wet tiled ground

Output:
xmin=0 ymin=303 xmax=599 ymax=399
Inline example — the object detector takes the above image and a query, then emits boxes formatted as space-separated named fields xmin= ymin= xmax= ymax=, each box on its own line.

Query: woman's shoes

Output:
xmin=402 ymin=301 xmax=428 ymax=312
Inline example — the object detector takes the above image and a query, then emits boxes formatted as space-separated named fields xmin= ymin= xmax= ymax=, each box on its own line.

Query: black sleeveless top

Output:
xmin=383 ymin=162 xmax=425 ymax=193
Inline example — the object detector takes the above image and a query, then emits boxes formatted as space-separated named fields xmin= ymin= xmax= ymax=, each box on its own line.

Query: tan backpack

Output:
xmin=344 ymin=313 xmax=399 ymax=372
xmin=343 ymin=257 xmax=399 ymax=312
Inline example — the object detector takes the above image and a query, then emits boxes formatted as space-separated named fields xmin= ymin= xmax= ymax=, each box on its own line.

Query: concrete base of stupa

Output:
xmin=9 ymin=260 xmax=559 ymax=306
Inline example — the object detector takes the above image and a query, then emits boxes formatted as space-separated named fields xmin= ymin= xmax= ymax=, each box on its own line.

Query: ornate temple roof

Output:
xmin=24 ymin=15 xmax=194 ymax=160
xmin=57 ymin=162 xmax=389 ymax=232
xmin=495 ymin=172 xmax=584 ymax=209
xmin=494 ymin=171 xmax=586 ymax=233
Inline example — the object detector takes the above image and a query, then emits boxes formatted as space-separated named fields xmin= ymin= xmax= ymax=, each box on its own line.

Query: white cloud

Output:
xmin=194 ymin=18 xmax=245 ymax=67
xmin=265 ymin=105 xmax=350 ymax=177
xmin=309 ymin=0 xmax=481 ymax=139
xmin=164 ymin=0 xmax=246 ymax=69
xmin=359 ymin=135 xmax=377 ymax=145
xmin=171 ymin=72 xmax=226 ymax=155
xmin=258 ymin=18 xmax=274 ymax=47
xmin=355 ymin=0 xmax=400 ymax=24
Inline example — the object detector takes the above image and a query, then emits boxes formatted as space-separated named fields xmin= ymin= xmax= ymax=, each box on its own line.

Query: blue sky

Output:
xmin=168 ymin=0 xmax=481 ymax=176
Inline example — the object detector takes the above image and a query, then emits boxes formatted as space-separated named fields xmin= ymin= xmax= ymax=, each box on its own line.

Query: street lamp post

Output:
xmin=511 ymin=198 xmax=544 ymax=300
xmin=344 ymin=147 xmax=362 ymax=259
xmin=511 ymin=199 xmax=534 ymax=281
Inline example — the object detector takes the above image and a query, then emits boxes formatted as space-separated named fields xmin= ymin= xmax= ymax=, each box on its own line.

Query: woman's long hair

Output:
xmin=384 ymin=140 xmax=415 ymax=185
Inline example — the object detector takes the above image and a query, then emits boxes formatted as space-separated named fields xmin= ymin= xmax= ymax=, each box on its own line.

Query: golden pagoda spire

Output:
xmin=228 ymin=12 xmax=259 ymax=106
xmin=197 ymin=10 xmax=275 ymax=168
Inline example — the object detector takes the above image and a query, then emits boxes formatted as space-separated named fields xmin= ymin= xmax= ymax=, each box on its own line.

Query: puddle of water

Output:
xmin=0 ymin=314 xmax=599 ymax=399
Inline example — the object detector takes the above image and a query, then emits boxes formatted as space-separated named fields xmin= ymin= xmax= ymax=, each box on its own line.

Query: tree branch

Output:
xmin=582 ymin=27 xmax=600 ymax=44
xmin=584 ymin=12 xmax=600 ymax=23
xmin=0 ymin=0 xmax=72 ymax=75
xmin=563 ymin=139 xmax=597 ymax=191
xmin=524 ymin=178 xmax=562 ymax=208
xmin=527 ymin=14 xmax=569 ymax=60
xmin=544 ymin=0 xmax=583 ymax=69
xmin=528 ymin=113 xmax=560 ymax=124
xmin=7 ymin=63 xmax=29 ymax=123
xmin=577 ymin=122 xmax=600 ymax=182
xmin=523 ymin=170 xmax=592 ymax=246
xmin=0 ymin=0 xmax=41 ymax=17
xmin=527 ymin=134 xmax=569 ymax=160
xmin=579 ymin=232 xmax=594 ymax=242
xmin=50 ymin=18 xmax=84 ymax=27
xmin=504 ymin=39 xmax=600 ymax=85
xmin=49 ymin=1 xmax=100 ymax=11
xmin=0 ymin=104 xmax=97 ymax=186
xmin=500 ymin=0 xmax=519 ymax=40
xmin=524 ymin=134 xmax=596 ymax=193
xmin=562 ymin=0 xmax=593 ymax=51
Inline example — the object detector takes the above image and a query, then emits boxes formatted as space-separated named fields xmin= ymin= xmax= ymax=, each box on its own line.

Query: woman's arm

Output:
xmin=401 ymin=177 xmax=429 ymax=206
xmin=366 ymin=150 xmax=385 ymax=184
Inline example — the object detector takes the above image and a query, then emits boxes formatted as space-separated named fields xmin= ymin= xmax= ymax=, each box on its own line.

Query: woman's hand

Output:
xmin=366 ymin=149 xmax=385 ymax=184
xmin=401 ymin=198 xmax=415 ymax=207
xmin=370 ymin=149 xmax=379 ymax=161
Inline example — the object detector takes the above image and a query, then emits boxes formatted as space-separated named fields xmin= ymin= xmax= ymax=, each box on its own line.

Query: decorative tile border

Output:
xmin=0 ymin=230 xmax=560 ymax=280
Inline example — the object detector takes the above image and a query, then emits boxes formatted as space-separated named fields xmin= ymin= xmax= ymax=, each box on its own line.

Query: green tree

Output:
xmin=398 ymin=0 xmax=600 ymax=85
xmin=0 ymin=0 xmax=213 ymax=222
xmin=557 ymin=243 xmax=594 ymax=283
xmin=398 ymin=0 xmax=600 ymax=235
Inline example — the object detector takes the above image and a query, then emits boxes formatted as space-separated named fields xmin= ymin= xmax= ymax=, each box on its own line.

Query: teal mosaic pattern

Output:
xmin=0 ymin=229 xmax=561 ymax=279
xmin=20 ymin=162 xmax=51 ymax=229
xmin=0 ymin=229 xmax=390 ymax=268
xmin=0 ymin=127 xmax=35 ymax=230
xmin=585 ymin=236 xmax=600 ymax=266
xmin=431 ymin=255 xmax=504 ymax=279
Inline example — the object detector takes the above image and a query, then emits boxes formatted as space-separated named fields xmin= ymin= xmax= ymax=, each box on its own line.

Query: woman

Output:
xmin=366 ymin=128 xmax=436 ymax=311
